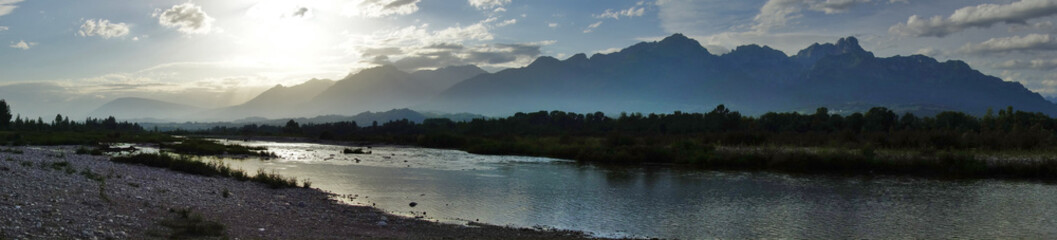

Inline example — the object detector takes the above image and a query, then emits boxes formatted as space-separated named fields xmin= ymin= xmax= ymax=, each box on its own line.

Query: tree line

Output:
xmin=195 ymin=104 xmax=1057 ymax=151
xmin=0 ymin=100 xmax=143 ymax=132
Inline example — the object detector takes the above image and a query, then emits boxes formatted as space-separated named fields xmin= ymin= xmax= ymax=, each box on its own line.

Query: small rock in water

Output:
xmin=376 ymin=221 xmax=387 ymax=226
xmin=409 ymin=202 xmax=418 ymax=207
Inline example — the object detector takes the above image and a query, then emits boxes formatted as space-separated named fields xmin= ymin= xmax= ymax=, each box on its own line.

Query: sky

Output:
xmin=1 ymin=0 xmax=1057 ymax=112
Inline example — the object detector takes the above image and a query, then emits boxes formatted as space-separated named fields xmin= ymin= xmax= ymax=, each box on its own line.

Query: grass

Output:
xmin=0 ymin=148 xmax=23 ymax=154
xmin=251 ymin=169 xmax=299 ymax=189
xmin=74 ymin=146 xmax=105 ymax=155
xmin=111 ymin=153 xmax=304 ymax=188
xmin=80 ymin=167 xmax=106 ymax=182
xmin=158 ymin=208 xmax=226 ymax=239
xmin=160 ymin=138 xmax=270 ymax=156
xmin=41 ymin=161 xmax=77 ymax=174
xmin=444 ymin=135 xmax=1057 ymax=181
xmin=0 ymin=131 xmax=174 ymax=146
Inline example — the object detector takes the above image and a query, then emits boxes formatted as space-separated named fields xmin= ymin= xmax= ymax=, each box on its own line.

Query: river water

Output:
xmin=203 ymin=139 xmax=1057 ymax=239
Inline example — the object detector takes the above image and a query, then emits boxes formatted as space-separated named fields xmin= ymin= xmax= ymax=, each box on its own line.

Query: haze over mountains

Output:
xmin=69 ymin=34 xmax=1057 ymax=122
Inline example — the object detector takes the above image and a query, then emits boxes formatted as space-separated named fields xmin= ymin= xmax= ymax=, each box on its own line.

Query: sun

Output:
xmin=240 ymin=0 xmax=330 ymax=65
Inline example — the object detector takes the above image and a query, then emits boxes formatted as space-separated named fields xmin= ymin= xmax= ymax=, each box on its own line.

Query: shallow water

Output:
xmin=206 ymin=139 xmax=1057 ymax=239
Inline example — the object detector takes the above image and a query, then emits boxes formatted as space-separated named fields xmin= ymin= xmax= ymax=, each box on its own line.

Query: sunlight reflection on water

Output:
xmin=179 ymin=139 xmax=1057 ymax=239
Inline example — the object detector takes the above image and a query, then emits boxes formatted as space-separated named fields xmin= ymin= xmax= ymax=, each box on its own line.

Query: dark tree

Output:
xmin=0 ymin=99 xmax=10 ymax=130
xmin=283 ymin=119 xmax=301 ymax=134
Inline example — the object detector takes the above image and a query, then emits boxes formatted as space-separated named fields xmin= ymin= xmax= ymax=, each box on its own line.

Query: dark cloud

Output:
xmin=365 ymin=42 xmax=546 ymax=71
xmin=891 ymin=0 xmax=1057 ymax=37
xmin=293 ymin=7 xmax=309 ymax=17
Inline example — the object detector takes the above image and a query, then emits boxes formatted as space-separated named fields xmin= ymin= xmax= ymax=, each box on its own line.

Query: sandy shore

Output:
xmin=0 ymin=146 xmax=593 ymax=239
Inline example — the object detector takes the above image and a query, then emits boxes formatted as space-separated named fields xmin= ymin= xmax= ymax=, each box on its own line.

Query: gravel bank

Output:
xmin=0 ymin=146 xmax=592 ymax=239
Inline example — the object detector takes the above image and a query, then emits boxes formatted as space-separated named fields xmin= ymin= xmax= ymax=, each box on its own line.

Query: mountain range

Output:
xmin=87 ymin=33 xmax=1057 ymax=122
xmin=425 ymin=34 xmax=1057 ymax=116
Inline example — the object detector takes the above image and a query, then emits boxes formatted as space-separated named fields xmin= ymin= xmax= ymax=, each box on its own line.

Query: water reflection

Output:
xmin=195 ymin=140 xmax=1057 ymax=239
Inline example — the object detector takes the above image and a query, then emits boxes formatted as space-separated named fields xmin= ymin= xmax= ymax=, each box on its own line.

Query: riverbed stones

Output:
xmin=0 ymin=146 xmax=590 ymax=239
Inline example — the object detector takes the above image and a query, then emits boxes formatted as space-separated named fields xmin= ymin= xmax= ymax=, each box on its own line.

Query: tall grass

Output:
xmin=160 ymin=138 xmax=269 ymax=156
xmin=110 ymin=153 xmax=305 ymax=188
xmin=159 ymin=208 xmax=226 ymax=238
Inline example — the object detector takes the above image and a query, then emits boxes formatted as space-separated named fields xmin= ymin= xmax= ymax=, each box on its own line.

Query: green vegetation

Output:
xmin=111 ymin=153 xmax=248 ymax=180
xmin=0 ymin=99 xmax=173 ymax=146
xmin=160 ymin=138 xmax=276 ymax=158
xmin=74 ymin=146 xmax=105 ymax=155
xmin=42 ymin=161 xmax=77 ymax=174
xmin=250 ymin=169 xmax=299 ymax=189
xmin=197 ymin=105 xmax=1057 ymax=180
xmin=111 ymin=153 xmax=303 ymax=188
xmin=157 ymin=208 xmax=226 ymax=239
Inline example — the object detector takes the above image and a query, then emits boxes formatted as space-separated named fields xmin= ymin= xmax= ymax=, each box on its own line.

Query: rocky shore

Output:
xmin=0 ymin=146 xmax=592 ymax=239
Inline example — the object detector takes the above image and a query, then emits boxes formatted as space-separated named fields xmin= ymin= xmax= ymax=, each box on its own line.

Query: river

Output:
xmin=201 ymin=139 xmax=1057 ymax=239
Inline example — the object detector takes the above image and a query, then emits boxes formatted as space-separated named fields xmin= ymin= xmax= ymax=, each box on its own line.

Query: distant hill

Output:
xmin=89 ymin=97 xmax=202 ymax=121
xmin=410 ymin=65 xmax=488 ymax=93
xmin=205 ymin=78 xmax=336 ymax=119
xmin=305 ymin=65 xmax=486 ymax=116
xmin=423 ymin=34 xmax=1057 ymax=116
xmin=143 ymin=108 xmax=485 ymax=131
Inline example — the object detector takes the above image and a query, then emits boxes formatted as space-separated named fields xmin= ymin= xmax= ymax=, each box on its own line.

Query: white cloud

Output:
xmin=594 ymin=47 xmax=623 ymax=54
xmin=890 ymin=0 xmax=1057 ymax=38
xmin=959 ymin=34 xmax=1057 ymax=54
xmin=469 ymin=0 xmax=511 ymax=10
xmin=752 ymin=0 xmax=871 ymax=32
xmin=994 ymin=59 xmax=1057 ymax=70
xmin=583 ymin=21 xmax=603 ymax=33
xmin=154 ymin=2 xmax=215 ymax=35
xmin=914 ymin=47 xmax=943 ymax=57
xmin=343 ymin=0 xmax=421 ymax=18
xmin=496 ymin=19 xmax=517 ymax=27
xmin=78 ymin=19 xmax=131 ymax=39
xmin=8 ymin=40 xmax=35 ymax=50
xmin=0 ymin=26 xmax=8 ymax=31
xmin=343 ymin=18 xmax=553 ymax=71
xmin=0 ymin=0 xmax=23 ymax=17
xmin=595 ymin=6 xmax=646 ymax=19
xmin=547 ymin=22 xmax=558 ymax=28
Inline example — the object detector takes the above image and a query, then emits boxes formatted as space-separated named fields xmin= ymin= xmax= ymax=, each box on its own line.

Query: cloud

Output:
xmin=293 ymin=7 xmax=309 ymax=17
xmin=594 ymin=47 xmax=623 ymax=54
xmin=0 ymin=26 xmax=7 ymax=31
xmin=154 ymin=2 xmax=215 ymax=34
xmin=385 ymin=41 xmax=552 ymax=70
xmin=78 ymin=19 xmax=131 ymax=39
xmin=8 ymin=40 xmax=35 ymax=50
xmin=469 ymin=0 xmax=511 ymax=10
xmin=0 ymin=0 xmax=22 ymax=17
xmin=344 ymin=18 xmax=551 ymax=71
xmin=890 ymin=0 xmax=1057 ymax=37
xmin=583 ymin=21 xmax=603 ymax=33
xmin=914 ymin=47 xmax=943 ymax=57
xmin=496 ymin=18 xmax=517 ymax=27
xmin=994 ymin=59 xmax=1057 ymax=70
xmin=547 ymin=22 xmax=558 ymax=28
xmin=343 ymin=0 xmax=421 ymax=17
xmin=595 ymin=6 xmax=646 ymax=19
xmin=752 ymin=0 xmax=871 ymax=32
xmin=959 ymin=34 xmax=1057 ymax=54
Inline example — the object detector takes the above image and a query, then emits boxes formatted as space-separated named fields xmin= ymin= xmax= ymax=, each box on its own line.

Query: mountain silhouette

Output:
xmin=205 ymin=78 xmax=336 ymax=119
xmin=306 ymin=65 xmax=486 ymax=116
xmin=423 ymin=34 xmax=1057 ymax=116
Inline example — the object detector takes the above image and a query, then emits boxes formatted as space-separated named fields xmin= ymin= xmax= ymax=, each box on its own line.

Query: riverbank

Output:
xmin=0 ymin=146 xmax=592 ymax=239
xmin=199 ymin=135 xmax=1057 ymax=182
